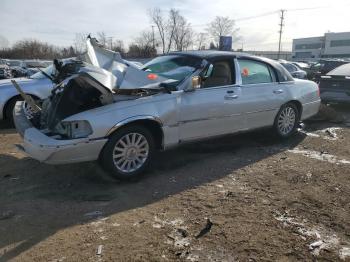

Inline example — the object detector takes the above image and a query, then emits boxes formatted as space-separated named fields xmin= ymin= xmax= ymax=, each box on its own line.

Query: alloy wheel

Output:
xmin=112 ymin=132 xmax=149 ymax=173
xmin=277 ymin=106 xmax=296 ymax=135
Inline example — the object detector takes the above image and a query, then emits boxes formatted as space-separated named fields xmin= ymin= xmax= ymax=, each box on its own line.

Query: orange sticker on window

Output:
xmin=242 ymin=68 xmax=249 ymax=76
xmin=147 ymin=73 xmax=158 ymax=80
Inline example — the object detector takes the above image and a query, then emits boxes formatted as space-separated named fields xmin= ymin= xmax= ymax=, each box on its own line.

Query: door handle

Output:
xmin=273 ymin=89 xmax=284 ymax=94
xmin=224 ymin=94 xmax=238 ymax=99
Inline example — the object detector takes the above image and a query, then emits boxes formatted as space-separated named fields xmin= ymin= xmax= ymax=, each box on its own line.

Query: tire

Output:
xmin=99 ymin=125 xmax=155 ymax=181
xmin=273 ymin=102 xmax=300 ymax=138
xmin=5 ymin=98 xmax=22 ymax=125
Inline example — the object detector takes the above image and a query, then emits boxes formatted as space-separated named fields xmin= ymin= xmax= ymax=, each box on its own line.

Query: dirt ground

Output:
xmin=0 ymin=105 xmax=350 ymax=262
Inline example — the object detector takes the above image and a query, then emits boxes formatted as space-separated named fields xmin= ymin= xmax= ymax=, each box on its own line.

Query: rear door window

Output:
xmin=238 ymin=59 xmax=276 ymax=85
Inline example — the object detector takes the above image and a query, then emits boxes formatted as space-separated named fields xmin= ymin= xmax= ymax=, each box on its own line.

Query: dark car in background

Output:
xmin=319 ymin=63 xmax=350 ymax=103
xmin=308 ymin=59 xmax=350 ymax=82
xmin=279 ymin=60 xmax=307 ymax=79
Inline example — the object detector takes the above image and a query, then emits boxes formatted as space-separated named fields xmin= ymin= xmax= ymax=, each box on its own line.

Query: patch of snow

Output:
xmin=288 ymin=148 xmax=350 ymax=165
xmin=300 ymin=127 xmax=342 ymax=141
xmin=339 ymin=247 xmax=350 ymax=260
xmin=275 ymin=211 xmax=350 ymax=258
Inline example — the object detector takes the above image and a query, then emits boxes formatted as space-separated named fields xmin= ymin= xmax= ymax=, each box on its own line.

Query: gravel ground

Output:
xmin=0 ymin=105 xmax=350 ymax=262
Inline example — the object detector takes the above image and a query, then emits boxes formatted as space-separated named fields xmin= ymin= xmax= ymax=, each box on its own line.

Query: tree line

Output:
xmin=0 ymin=8 xmax=239 ymax=60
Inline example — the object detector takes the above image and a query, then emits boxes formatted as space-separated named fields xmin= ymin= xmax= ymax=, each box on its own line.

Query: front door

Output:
xmin=178 ymin=59 xmax=244 ymax=142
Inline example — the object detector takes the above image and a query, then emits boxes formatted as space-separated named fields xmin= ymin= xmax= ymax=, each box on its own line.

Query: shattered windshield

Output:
xmin=29 ymin=65 xmax=53 ymax=79
xmin=142 ymin=55 xmax=202 ymax=82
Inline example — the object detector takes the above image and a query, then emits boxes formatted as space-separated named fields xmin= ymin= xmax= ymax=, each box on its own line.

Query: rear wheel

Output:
xmin=100 ymin=125 xmax=155 ymax=181
xmin=273 ymin=102 xmax=300 ymax=138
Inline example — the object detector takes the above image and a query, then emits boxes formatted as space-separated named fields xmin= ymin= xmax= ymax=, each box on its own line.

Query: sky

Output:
xmin=0 ymin=0 xmax=350 ymax=51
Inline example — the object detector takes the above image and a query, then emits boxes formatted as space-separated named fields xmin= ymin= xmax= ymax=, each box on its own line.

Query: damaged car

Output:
xmin=13 ymin=39 xmax=321 ymax=180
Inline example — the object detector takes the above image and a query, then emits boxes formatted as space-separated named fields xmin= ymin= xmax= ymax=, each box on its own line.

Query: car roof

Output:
xmin=327 ymin=63 xmax=350 ymax=76
xmin=168 ymin=50 xmax=254 ymax=59
xmin=167 ymin=50 xmax=294 ymax=82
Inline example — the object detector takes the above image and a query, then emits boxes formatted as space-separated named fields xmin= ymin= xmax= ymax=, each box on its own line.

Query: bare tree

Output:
xmin=149 ymin=8 xmax=166 ymax=54
xmin=112 ymin=39 xmax=125 ymax=55
xmin=97 ymin=31 xmax=108 ymax=48
xmin=196 ymin=32 xmax=207 ymax=50
xmin=207 ymin=16 xmax=239 ymax=47
xmin=0 ymin=35 xmax=9 ymax=49
xmin=172 ymin=11 xmax=194 ymax=51
xmin=74 ymin=33 xmax=88 ymax=54
xmin=129 ymin=30 xmax=157 ymax=57
xmin=0 ymin=38 xmax=76 ymax=59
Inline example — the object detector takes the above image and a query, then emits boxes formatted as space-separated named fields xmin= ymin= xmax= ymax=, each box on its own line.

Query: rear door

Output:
xmin=236 ymin=58 xmax=288 ymax=129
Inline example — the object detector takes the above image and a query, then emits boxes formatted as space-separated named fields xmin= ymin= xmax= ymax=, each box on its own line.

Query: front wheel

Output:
xmin=273 ymin=103 xmax=300 ymax=138
xmin=99 ymin=125 xmax=155 ymax=181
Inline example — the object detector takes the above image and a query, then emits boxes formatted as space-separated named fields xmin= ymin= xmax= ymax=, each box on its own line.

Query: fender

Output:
xmin=106 ymin=115 xmax=163 ymax=137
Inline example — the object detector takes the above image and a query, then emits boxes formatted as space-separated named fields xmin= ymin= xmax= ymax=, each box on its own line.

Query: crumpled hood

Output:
xmin=85 ymin=38 xmax=170 ymax=92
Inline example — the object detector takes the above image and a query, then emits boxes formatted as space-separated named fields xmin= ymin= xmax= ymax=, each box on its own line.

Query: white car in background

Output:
xmin=0 ymin=66 xmax=53 ymax=122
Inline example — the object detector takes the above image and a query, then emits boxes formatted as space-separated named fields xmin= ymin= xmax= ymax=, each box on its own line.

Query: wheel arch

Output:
xmin=106 ymin=116 xmax=164 ymax=150
xmin=288 ymin=100 xmax=303 ymax=119
xmin=3 ymin=94 xmax=40 ymax=119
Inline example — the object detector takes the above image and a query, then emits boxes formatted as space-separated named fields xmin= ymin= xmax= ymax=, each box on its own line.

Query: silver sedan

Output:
xmin=14 ymin=50 xmax=321 ymax=180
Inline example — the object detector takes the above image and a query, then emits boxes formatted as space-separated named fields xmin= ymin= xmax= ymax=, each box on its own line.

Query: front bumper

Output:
xmin=13 ymin=102 xmax=108 ymax=164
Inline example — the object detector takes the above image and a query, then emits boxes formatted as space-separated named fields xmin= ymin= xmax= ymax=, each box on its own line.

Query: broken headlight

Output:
xmin=60 ymin=120 xmax=93 ymax=139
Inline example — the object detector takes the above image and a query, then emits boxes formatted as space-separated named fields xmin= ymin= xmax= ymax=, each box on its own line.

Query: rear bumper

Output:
xmin=301 ymin=99 xmax=321 ymax=120
xmin=321 ymin=92 xmax=350 ymax=104
xmin=13 ymin=102 xmax=107 ymax=164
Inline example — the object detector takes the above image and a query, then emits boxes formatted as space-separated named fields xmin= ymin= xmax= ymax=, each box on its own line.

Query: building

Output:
xmin=245 ymin=50 xmax=292 ymax=61
xmin=292 ymin=32 xmax=350 ymax=61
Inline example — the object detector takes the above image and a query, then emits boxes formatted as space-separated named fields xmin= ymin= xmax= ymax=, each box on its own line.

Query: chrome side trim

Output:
xmin=245 ymin=108 xmax=277 ymax=115
xmin=106 ymin=115 xmax=163 ymax=136
xmin=180 ymin=113 xmax=241 ymax=124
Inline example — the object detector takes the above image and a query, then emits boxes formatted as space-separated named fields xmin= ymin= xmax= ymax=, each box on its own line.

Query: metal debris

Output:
xmin=195 ymin=218 xmax=213 ymax=239
xmin=96 ymin=245 xmax=103 ymax=255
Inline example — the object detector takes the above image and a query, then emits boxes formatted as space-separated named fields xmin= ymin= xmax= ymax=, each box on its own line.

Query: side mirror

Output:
xmin=191 ymin=76 xmax=201 ymax=90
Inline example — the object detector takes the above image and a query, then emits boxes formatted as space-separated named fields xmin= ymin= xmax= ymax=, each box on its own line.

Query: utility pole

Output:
xmin=278 ymin=9 xmax=285 ymax=60
xmin=108 ymin=37 xmax=113 ymax=50
xmin=151 ymin=25 xmax=155 ymax=49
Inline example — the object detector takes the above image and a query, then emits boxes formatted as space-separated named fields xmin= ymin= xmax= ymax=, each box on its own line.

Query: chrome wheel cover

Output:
xmin=113 ymin=133 xmax=149 ymax=173
xmin=277 ymin=106 xmax=296 ymax=135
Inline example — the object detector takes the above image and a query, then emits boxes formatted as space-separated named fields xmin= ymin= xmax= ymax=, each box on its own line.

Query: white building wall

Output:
xmin=292 ymin=36 xmax=324 ymax=61
xmin=324 ymin=32 xmax=350 ymax=57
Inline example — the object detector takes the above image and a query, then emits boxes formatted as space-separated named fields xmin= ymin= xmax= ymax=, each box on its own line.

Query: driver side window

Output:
xmin=202 ymin=60 xmax=234 ymax=88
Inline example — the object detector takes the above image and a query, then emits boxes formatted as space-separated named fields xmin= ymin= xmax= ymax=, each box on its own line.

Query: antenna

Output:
xmin=151 ymin=25 xmax=155 ymax=49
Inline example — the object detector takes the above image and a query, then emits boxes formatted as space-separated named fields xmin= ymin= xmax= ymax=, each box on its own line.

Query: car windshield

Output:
xmin=142 ymin=55 xmax=203 ymax=82
xmin=281 ymin=63 xmax=297 ymax=73
xmin=29 ymin=65 xmax=53 ymax=79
